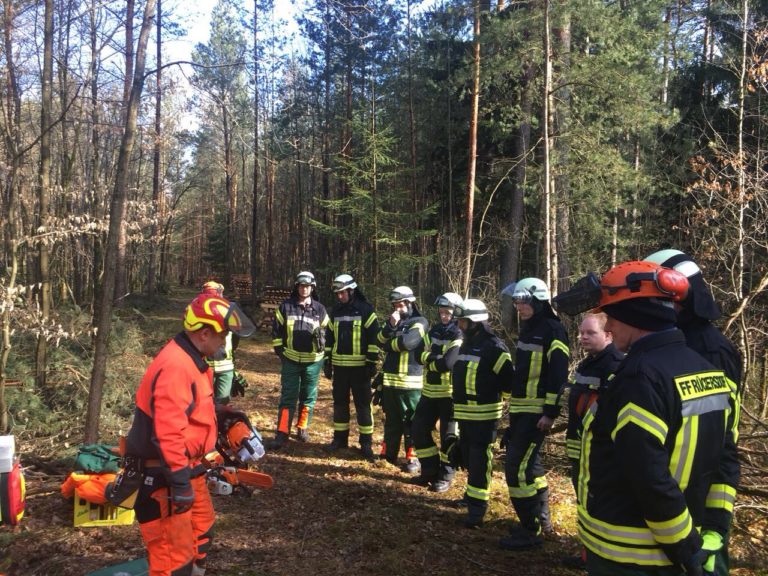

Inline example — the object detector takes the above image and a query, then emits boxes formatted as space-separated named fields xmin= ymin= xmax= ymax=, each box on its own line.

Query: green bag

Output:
xmin=87 ymin=557 xmax=149 ymax=576
xmin=74 ymin=444 xmax=120 ymax=474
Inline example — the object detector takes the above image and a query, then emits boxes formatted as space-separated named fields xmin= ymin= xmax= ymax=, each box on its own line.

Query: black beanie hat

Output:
xmin=602 ymin=298 xmax=677 ymax=331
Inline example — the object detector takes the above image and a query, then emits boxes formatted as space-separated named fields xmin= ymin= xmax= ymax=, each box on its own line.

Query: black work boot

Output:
xmin=359 ymin=434 xmax=375 ymax=461
xmin=325 ymin=431 xmax=349 ymax=452
xmin=268 ymin=432 xmax=289 ymax=451
xmin=499 ymin=530 xmax=543 ymax=551
xmin=463 ymin=502 xmax=486 ymax=529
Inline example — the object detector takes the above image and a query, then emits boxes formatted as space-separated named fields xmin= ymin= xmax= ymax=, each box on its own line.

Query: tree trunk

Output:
xmin=147 ymin=0 xmax=162 ymax=296
xmin=35 ymin=0 xmax=54 ymax=396
xmin=542 ymin=0 xmax=552 ymax=287
xmin=553 ymin=7 xmax=570 ymax=294
xmin=85 ymin=0 xmax=157 ymax=443
xmin=250 ymin=0 xmax=261 ymax=303
xmin=463 ymin=0 xmax=481 ymax=296
xmin=114 ymin=0 xmax=135 ymax=306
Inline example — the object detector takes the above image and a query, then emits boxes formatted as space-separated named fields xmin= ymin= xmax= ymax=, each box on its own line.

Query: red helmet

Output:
xmin=595 ymin=260 xmax=689 ymax=310
xmin=201 ymin=281 xmax=224 ymax=296
xmin=183 ymin=295 xmax=255 ymax=337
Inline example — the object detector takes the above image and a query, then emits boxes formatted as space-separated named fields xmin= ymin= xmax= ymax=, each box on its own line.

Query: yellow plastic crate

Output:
xmin=74 ymin=495 xmax=135 ymax=527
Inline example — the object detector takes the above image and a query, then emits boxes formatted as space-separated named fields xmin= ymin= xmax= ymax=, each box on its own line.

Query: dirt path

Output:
xmin=2 ymin=295 xmax=762 ymax=575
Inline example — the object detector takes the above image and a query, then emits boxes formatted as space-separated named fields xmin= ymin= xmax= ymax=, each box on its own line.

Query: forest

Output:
xmin=1 ymin=0 xmax=768 ymax=541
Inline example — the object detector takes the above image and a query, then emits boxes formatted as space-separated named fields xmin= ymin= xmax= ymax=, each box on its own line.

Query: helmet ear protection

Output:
xmin=619 ymin=268 xmax=689 ymax=300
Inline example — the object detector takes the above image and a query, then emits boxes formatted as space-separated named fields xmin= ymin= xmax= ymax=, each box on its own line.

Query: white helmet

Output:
xmin=512 ymin=278 xmax=550 ymax=303
xmin=434 ymin=292 xmax=463 ymax=309
xmin=390 ymin=286 xmax=416 ymax=303
xmin=295 ymin=271 xmax=316 ymax=286
xmin=332 ymin=274 xmax=357 ymax=292
xmin=454 ymin=298 xmax=489 ymax=322
xmin=644 ymin=249 xmax=702 ymax=279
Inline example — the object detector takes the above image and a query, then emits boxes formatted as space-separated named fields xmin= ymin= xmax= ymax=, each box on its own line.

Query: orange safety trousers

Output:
xmin=138 ymin=475 xmax=214 ymax=576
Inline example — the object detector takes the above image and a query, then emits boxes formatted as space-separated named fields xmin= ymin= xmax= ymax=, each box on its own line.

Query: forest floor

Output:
xmin=2 ymin=292 xmax=767 ymax=576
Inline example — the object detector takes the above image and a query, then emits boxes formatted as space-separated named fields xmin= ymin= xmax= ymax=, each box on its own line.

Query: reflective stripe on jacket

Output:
xmin=578 ymin=330 xmax=736 ymax=568
xmin=509 ymin=313 xmax=569 ymax=417
xmin=452 ymin=323 xmax=513 ymax=421
xmin=419 ymin=321 xmax=462 ymax=398
xmin=326 ymin=298 xmax=380 ymax=367
xmin=272 ymin=297 xmax=329 ymax=363
xmin=378 ymin=315 xmax=429 ymax=389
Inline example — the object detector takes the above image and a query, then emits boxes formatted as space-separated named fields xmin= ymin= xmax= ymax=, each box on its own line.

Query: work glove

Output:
xmin=170 ymin=481 xmax=194 ymax=514
xmin=323 ymin=361 xmax=333 ymax=379
xmin=216 ymin=405 xmax=249 ymax=436
xmin=681 ymin=548 xmax=708 ymax=576
xmin=366 ymin=363 xmax=377 ymax=380
xmin=701 ymin=530 xmax=723 ymax=575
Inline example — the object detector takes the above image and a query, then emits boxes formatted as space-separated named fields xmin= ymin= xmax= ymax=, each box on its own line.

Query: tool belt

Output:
xmin=105 ymin=455 xmax=144 ymax=509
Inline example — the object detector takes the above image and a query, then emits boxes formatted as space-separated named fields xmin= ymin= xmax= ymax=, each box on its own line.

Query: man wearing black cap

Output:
xmin=645 ymin=249 xmax=741 ymax=576
xmin=557 ymin=260 xmax=739 ymax=576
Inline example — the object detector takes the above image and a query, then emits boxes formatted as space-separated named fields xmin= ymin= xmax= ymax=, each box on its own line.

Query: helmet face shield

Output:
xmin=295 ymin=271 xmax=316 ymax=286
xmin=332 ymin=274 xmax=357 ymax=292
xmin=552 ymin=273 xmax=602 ymax=316
xmin=224 ymin=303 xmax=256 ymax=338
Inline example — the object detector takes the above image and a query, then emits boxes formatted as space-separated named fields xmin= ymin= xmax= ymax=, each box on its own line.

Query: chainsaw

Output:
xmin=204 ymin=415 xmax=274 ymax=496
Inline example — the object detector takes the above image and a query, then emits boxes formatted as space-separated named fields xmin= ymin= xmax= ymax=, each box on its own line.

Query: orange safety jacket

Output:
xmin=126 ymin=333 xmax=217 ymax=488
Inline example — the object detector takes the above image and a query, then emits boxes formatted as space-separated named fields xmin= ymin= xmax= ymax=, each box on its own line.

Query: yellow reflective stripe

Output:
xmin=578 ymin=406 xmax=597 ymax=508
xmin=578 ymin=507 xmax=656 ymax=545
xmin=383 ymin=373 xmax=423 ymax=389
xmin=423 ymin=383 xmax=451 ymax=398
xmin=331 ymin=320 xmax=339 ymax=354
xmin=508 ymin=442 xmax=538 ymax=498
xmin=416 ymin=446 xmax=439 ymax=459
xmin=275 ymin=309 xmax=284 ymax=324
xmin=525 ymin=350 xmax=543 ymax=399
xmin=332 ymin=355 xmax=367 ymax=366
xmin=670 ymin=415 xmax=697 ymax=488
xmin=333 ymin=422 xmax=351 ymax=431
xmin=286 ymin=319 xmax=296 ymax=350
xmin=367 ymin=345 xmax=379 ymax=354
xmin=399 ymin=350 xmax=408 ymax=374
xmin=579 ymin=525 xmax=671 ymax=566
xmin=567 ymin=439 xmax=581 ymax=459
xmin=545 ymin=392 xmax=559 ymax=406
xmin=646 ymin=509 xmax=693 ymax=545
xmin=454 ymin=402 xmax=503 ymax=421
xmin=466 ymin=484 xmax=490 ymax=501
xmin=493 ymin=351 xmax=512 ymax=374
xmin=548 ymin=339 xmax=569 ymax=360
xmin=706 ymin=483 xmax=737 ymax=512
xmin=359 ymin=423 xmax=374 ymax=435
xmin=283 ymin=349 xmax=324 ymax=363
xmin=612 ymin=402 xmax=668 ymax=445
xmin=352 ymin=320 xmax=361 ymax=357
xmin=364 ymin=313 xmax=377 ymax=328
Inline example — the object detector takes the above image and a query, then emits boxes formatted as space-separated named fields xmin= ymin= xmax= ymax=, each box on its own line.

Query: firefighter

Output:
xmin=124 ymin=294 xmax=255 ymax=576
xmin=562 ymin=312 xmax=624 ymax=569
xmin=270 ymin=271 xmax=329 ymax=449
xmin=377 ymin=286 xmax=430 ymax=472
xmin=500 ymin=277 xmax=570 ymax=550
xmin=201 ymin=281 xmax=238 ymax=405
xmin=451 ymin=298 xmax=513 ymax=527
xmin=324 ymin=274 xmax=381 ymax=459
xmin=645 ymin=249 xmax=741 ymax=576
xmin=557 ymin=260 xmax=738 ymax=576
xmin=411 ymin=292 xmax=464 ymax=492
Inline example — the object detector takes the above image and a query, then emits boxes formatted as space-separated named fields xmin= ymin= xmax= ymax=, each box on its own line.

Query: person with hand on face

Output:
xmin=451 ymin=299 xmax=513 ymax=528
xmin=377 ymin=286 xmax=430 ymax=472
xmin=124 ymin=294 xmax=255 ymax=576
xmin=324 ymin=274 xmax=381 ymax=460
xmin=500 ymin=277 xmax=570 ymax=551
xmin=270 ymin=271 xmax=329 ymax=450
xmin=562 ymin=312 xmax=624 ymax=569
xmin=556 ymin=260 xmax=738 ymax=576
xmin=411 ymin=292 xmax=464 ymax=492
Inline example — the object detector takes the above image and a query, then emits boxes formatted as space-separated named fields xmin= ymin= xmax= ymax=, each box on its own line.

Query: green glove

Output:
xmin=701 ymin=530 xmax=723 ymax=574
